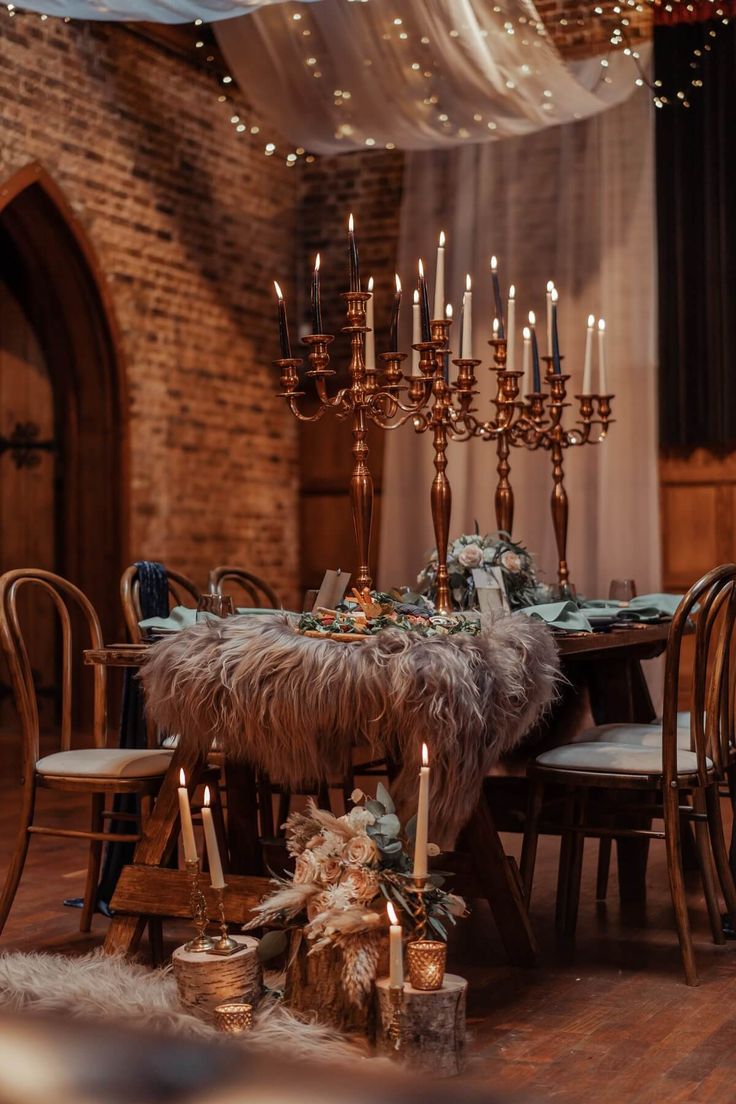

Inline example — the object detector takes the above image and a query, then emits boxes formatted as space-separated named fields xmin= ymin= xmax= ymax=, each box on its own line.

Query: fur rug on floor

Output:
xmin=0 ymin=950 xmax=357 ymax=1062
xmin=142 ymin=612 xmax=559 ymax=843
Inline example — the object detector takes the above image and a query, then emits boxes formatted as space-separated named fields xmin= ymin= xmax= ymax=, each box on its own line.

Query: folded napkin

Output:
xmin=139 ymin=605 xmax=282 ymax=634
xmin=519 ymin=593 xmax=683 ymax=633
xmin=519 ymin=601 xmax=594 ymax=633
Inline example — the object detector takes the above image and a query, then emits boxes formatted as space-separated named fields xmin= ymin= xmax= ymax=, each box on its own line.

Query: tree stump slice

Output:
xmin=172 ymin=936 xmax=262 ymax=1025
xmin=283 ymin=931 xmax=376 ymax=1035
xmin=374 ymin=974 xmax=467 ymax=1077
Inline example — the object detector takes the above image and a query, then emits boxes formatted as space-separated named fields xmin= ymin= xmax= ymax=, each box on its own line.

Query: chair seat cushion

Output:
xmin=37 ymin=748 xmax=173 ymax=779
xmin=535 ymin=741 xmax=711 ymax=776
xmin=580 ymin=723 xmax=692 ymax=751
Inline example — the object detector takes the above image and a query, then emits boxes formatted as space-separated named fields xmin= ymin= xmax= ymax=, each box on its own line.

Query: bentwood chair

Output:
xmin=520 ymin=564 xmax=736 ymax=985
xmin=120 ymin=564 xmax=200 ymax=645
xmin=209 ymin=565 xmax=281 ymax=610
xmin=0 ymin=569 xmax=174 ymax=937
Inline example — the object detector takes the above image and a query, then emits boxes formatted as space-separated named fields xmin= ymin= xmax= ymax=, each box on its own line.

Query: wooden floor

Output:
xmin=2 ymin=745 xmax=736 ymax=1103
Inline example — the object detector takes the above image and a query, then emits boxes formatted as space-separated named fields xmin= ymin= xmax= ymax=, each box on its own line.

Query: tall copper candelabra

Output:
xmin=448 ymin=345 xmax=614 ymax=592
xmin=277 ymin=291 xmax=436 ymax=590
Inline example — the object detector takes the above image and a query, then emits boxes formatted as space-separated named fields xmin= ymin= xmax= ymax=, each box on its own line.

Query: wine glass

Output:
xmin=609 ymin=579 xmax=637 ymax=605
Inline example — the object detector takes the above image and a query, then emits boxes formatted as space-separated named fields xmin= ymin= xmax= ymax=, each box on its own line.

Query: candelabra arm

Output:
xmin=287 ymin=396 xmax=329 ymax=424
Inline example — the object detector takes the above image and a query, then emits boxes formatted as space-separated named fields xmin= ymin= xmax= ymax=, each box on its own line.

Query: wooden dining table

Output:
xmin=85 ymin=620 xmax=671 ymax=962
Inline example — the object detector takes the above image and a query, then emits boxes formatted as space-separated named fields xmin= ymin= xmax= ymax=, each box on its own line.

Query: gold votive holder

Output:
xmin=406 ymin=940 xmax=447 ymax=990
xmin=213 ymin=1001 xmax=254 ymax=1034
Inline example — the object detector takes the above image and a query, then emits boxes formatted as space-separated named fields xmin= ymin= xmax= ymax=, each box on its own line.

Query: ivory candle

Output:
xmin=366 ymin=276 xmax=375 ymax=371
xmin=412 ymin=742 xmax=430 ymax=881
xmin=433 ymin=230 xmax=446 ymax=320
xmin=507 ymin=284 xmax=516 ymax=372
xmin=522 ymin=325 xmax=531 ymax=394
xmin=178 ymin=769 xmax=198 ymax=865
xmin=387 ymin=902 xmax=404 ymax=988
xmin=461 ymin=275 xmax=472 ymax=359
xmin=444 ymin=303 xmax=452 ymax=382
xmin=201 ymin=786 xmax=226 ymax=890
xmin=598 ymin=318 xmax=607 ymax=393
xmin=582 ymin=314 xmax=595 ymax=394
xmin=412 ymin=288 xmax=421 ymax=374
xmin=546 ymin=281 xmax=555 ymax=357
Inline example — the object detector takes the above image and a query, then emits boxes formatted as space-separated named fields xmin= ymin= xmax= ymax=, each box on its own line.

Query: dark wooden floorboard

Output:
xmin=1 ymin=728 xmax=735 ymax=1102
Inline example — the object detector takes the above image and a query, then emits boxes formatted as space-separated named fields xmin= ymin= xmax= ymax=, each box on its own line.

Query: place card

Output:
xmin=312 ymin=568 xmax=351 ymax=612
xmin=472 ymin=567 xmax=509 ymax=615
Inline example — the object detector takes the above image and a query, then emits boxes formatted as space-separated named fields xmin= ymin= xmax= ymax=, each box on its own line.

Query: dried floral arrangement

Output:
xmin=297 ymin=588 xmax=481 ymax=639
xmin=247 ymin=785 xmax=466 ymax=1006
xmin=416 ymin=530 xmax=552 ymax=611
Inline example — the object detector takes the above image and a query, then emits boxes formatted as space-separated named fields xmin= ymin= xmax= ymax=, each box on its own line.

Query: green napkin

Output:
xmin=519 ymin=601 xmax=594 ymax=633
xmin=139 ymin=605 xmax=285 ymax=634
xmin=583 ymin=593 xmax=682 ymax=621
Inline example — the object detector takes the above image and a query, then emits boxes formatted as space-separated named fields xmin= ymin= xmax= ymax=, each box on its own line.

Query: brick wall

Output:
xmin=0 ymin=13 xmax=300 ymax=605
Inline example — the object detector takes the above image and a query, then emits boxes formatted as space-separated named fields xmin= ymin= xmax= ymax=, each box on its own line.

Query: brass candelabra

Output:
xmin=277 ymin=291 xmax=437 ymax=590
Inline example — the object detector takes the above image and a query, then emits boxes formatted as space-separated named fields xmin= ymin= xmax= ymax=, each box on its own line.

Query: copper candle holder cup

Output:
xmin=213 ymin=1001 xmax=254 ymax=1034
xmin=406 ymin=939 xmax=447 ymax=990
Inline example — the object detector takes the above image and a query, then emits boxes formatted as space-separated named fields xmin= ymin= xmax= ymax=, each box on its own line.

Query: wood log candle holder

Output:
xmin=374 ymin=975 xmax=468 ymax=1077
xmin=284 ymin=931 xmax=383 ymax=1035
xmin=172 ymin=935 xmax=262 ymax=1025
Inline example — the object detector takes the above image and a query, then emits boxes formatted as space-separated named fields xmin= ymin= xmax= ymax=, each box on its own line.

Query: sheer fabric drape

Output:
xmin=378 ymin=88 xmax=660 ymax=601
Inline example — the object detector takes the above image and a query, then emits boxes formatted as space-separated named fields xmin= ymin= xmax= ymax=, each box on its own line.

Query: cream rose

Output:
xmin=306 ymin=890 xmax=332 ymax=922
xmin=294 ymin=850 xmax=319 ymax=885
xmin=342 ymin=867 xmax=380 ymax=904
xmin=457 ymin=543 xmax=483 ymax=569
xmin=345 ymin=834 xmax=379 ymax=866
xmin=318 ymin=857 xmax=343 ymax=884
xmin=501 ymin=550 xmax=523 ymax=573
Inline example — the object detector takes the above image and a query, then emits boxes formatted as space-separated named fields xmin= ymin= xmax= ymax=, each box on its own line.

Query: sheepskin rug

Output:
xmin=0 ymin=950 xmax=357 ymax=1062
xmin=142 ymin=612 xmax=559 ymax=842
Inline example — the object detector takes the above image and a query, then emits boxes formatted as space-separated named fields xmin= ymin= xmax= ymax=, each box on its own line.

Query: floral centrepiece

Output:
xmin=297 ymin=588 xmax=481 ymax=638
xmin=417 ymin=530 xmax=552 ymax=611
xmin=247 ymin=786 xmax=466 ymax=1006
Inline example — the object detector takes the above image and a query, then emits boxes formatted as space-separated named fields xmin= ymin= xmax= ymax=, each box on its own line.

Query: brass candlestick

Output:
xmin=184 ymin=859 xmax=214 ymax=953
xmin=207 ymin=886 xmax=240 ymax=956
xmin=278 ymin=292 xmax=435 ymax=591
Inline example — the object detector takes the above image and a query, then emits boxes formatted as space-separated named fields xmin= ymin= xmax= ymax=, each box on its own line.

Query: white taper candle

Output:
xmin=387 ymin=902 xmax=404 ymax=987
xmin=412 ymin=743 xmax=430 ymax=881
xmin=201 ymin=786 xmax=226 ymax=890
xmin=178 ymin=769 xmax=198 ymax=865
xmin=507 ymin=284 xmax=516 ymax=372
xmin=461 ymin=274 xmax=472 ymax=359
xmin=365 ymin=276 xmax=375 ymax=371
xmin=598 ymin=318 xmax=607 ymax=393
xmin=412 ymin=288 xmax=420 ymax=375
xmin=583 ymin=314 xmax=595 ymax=394
xmin=433 ymin=230 xmax=445 ymax=320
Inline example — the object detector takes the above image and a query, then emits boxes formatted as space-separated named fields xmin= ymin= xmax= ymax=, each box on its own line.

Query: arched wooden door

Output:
xmin=0 ymin=164 xmax=126 ymax=729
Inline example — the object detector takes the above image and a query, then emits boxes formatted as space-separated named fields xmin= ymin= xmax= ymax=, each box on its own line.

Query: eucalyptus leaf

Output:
xmin=366 ymin=800 xmax=386 ymax=817
xmin=388 ymin=887 xmax=412 ymax=914
xmin=375 ymin=783 xmax=395 ymax=815
xmin=404 ymin=814 xmax=417 ymax=842
xmin=257 ymin=929 xmax=289 ymax=963
xmin=428 ymin=916 xmax=447 ymax=940
xmin=378 ymin=813 xmax=400 ymax=837
xmin=381 ymin=839 xmax=403 ymax=855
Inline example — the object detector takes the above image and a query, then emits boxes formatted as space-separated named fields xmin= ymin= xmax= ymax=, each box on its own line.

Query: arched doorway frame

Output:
xmin=0 ymin=161 xmax=129 ymax=638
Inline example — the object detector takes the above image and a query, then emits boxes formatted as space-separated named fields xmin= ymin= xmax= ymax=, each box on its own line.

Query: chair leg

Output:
xmin=317 ymin=780 xmax=331 ymax=812
xmin=277 ymin=787 xmax=291 ymax=830
xmin=595 ymin=838 xmax=612 ymax=901
xmin=148 ymin=918 xmax=164 ymax=966
xmin=562 ymin=792 xmax=587 ymax=941
xmin=257 ymin=774 xmax=275 ymax=839
xmin=520 ymin=776 xmax=544 ymax=903
xmin=80 ymin=792 xmax=105 ymax=933
xmin=704 ymin=782 xmax=736 ymax=917
xmin=691 ymin=790 xmax=725 ymax=945
xmin=0 ymin=782 xmax=36 ymax=936
xmin=555 ymin=791 xmax=575 ymax=938
xmin=663 ymin=785 xmax=698 ymax=986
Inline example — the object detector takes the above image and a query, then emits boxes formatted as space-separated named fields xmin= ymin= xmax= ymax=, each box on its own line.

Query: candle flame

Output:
xmin=509 ymin=283 xmax=515 ymax=299
xmin=368 ymin=275 xmax=374 ymax=292
xmin=418 ymin=258 xmax=425 ymax=278
xmin=465 ymin=273 xmax=472 ymax=292
xmin=413 ymin=288 xmax=419 ymax=304
xmin=490 ymin=255 xmax=498 ymax=272
xmin=493 ymin=317 xmax=499 ymax=334
xmin=445 ymin=303 xmax=453 ymax=319
xmin=387 ymin=902 xmax=399 ymax=926
xmin=203 ymin=785 xmax=211 ymax=808
xmin=547 ymin=280 xmax=555 ymax=293
xmin=587 ymin=314 xmax=596 ymax=328
xmin=551 ymin=288 xmax=558 ymax=303
xmin=439 ymin=230 xmax=446 ymax=247
xmin=314 ymin=253 xmax=320 ymax=272
xmin=528 ymin=310 xmax=536 ymax=326
xmin=273 ymin=280 xmax=284 ymax=300
xmin=179 ymin=769 xmax=186 ymax=787
xmin=421 ymin=742 xmax=429 ymax=766
xmin=523 ymin=326 xmax=531 ymax=340
xmin=598 ymin=318 xmax=606 ymax=332
xmin=348 ymin=212 xmax=354 ymax=233
xmin=395 ymin=273 xmax=402 ymax=293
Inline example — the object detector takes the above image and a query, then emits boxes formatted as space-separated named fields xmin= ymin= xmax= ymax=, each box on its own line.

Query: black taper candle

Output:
xmin=491 ymin=256 xmax=505 ymax=340
xmin=274 ymin=281 xmax=292 ymax=359
xmin=531 ymin=324 xmax=541 ymax=392
xmin=389 ymin=275 xmax=402 ymax=353
xmin=418 ymin=260 xmax=431 ymax=342
xmin=311 ymin=253 xmax=323 ymax=334
xmin=551 ymin=291 xmax=561 ymax=373
xmin=348 ymin=213 xmax=360 ymax=292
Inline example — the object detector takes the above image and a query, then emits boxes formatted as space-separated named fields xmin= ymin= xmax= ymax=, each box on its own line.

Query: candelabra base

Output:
xmin=185 ymin=934 xmax=215 ymax=954
xmin=206 ymin=938 xmax=241 ymax=957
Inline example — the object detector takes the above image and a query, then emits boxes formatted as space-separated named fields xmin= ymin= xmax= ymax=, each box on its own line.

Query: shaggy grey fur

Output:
xmin=141 ymin=613 xmax=559 ymax=842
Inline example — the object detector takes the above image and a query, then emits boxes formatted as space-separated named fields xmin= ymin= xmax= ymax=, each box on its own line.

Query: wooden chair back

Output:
xmin=209 ymin=565 xmax=280 ymax=610
xmin=663 ymin=564 xmax=736 ymax=786
xmin=120 ymin=565 xmax=200 ymax=644
xmin=0 ymin=569 xmax=107 ymax=776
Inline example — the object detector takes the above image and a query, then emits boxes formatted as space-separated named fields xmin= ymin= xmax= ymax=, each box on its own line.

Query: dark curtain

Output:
xmin=655 ymin=19 xmax=736 ymax=451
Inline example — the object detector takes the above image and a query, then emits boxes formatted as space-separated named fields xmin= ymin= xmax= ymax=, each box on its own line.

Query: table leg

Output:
xmin=225 ymin=760 xmax=263 ymax=875
xmin=465 ymin=796 xmax=539 ymax=966
xmin=103 ymin=743 xmax=207 ymax=956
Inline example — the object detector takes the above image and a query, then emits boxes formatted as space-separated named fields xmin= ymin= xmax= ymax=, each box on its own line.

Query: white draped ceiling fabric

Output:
xmin=18 ymin=0 xmax=659 ymax=602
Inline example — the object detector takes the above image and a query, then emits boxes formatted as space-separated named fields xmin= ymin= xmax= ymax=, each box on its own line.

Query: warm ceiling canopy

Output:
xmin=13 ymin=0 xmax=302 ymax=20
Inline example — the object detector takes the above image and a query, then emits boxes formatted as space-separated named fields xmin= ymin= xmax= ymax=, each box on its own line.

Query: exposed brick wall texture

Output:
xmin=0 ymin=14 xmax=300 ymax=605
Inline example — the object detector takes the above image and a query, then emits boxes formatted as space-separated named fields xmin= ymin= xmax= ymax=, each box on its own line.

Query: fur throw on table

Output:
xmin=141 ymin=613 xmax=559 ymax=843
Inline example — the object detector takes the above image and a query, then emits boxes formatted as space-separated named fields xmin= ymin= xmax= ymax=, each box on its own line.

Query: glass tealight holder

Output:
xmin=406 ymin=940 xmax=447 ymax=991
xmin=213 ymin=1001 xmax=254 ymax=1034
